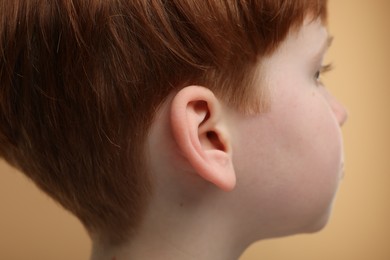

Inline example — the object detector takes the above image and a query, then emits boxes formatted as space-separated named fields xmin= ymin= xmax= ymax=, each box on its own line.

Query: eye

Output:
xmin=315 ymin=70 xmax=321 ymax=80
xmin=315 ymin=63 xmax=333 ymax=82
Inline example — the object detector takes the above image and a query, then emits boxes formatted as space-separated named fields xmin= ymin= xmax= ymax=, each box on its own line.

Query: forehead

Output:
xmin=252 ymin=18 xmax=329 ymax=95
xmin=273 ymin=18 xmax=329 ymax=60
xmin=258 ymin=18 xmax=329 ymax=73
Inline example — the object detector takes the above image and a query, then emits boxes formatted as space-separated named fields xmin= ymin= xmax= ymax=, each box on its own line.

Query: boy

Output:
xmin=0 ymin=0 xmax=347 ymax=259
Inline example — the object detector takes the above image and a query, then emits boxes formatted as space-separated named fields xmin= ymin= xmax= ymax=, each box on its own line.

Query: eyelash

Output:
xmin=315 ymin=63 xmax=333 ymax=82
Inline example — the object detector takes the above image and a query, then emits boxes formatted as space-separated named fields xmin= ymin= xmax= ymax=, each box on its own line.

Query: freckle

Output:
xmin=179 ymin=202 xmax=184 ymax=207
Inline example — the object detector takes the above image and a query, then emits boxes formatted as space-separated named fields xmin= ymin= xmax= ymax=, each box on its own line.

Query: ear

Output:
xmin=170 ymin=86 xmax=236 ymax=191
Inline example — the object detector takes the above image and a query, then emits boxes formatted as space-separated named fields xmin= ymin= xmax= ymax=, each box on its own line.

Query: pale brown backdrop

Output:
xmin=1 ymin=0 xmax=389 ymax=259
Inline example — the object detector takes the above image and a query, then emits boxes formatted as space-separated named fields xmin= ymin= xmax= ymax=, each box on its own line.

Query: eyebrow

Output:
xmin=312 ymin=34 xmax=333 ymax=63
xmin=322 ymin=35 xmax=334 ymax=53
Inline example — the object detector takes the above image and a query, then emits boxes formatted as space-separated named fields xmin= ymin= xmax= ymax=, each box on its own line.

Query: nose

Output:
xmin=320 ymin=88 xmax=348 ymax=127
xmin=331 ymin=99 xmax=348 ymax=127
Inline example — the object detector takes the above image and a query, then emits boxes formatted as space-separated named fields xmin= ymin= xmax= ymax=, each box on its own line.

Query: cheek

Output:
xmin=233 ymin=90 xmax=344 ymax=234
xmin=276 ymin=93 xmax=342 ymax=200
xmin=240 ymin=91 xmax=343 ymax=186
xmin=278 ymin=93 xmax=343 ymax=227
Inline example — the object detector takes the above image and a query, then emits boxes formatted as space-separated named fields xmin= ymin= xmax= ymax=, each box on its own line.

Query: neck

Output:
xmin=90 ymin=195 xmax=250 ymax=260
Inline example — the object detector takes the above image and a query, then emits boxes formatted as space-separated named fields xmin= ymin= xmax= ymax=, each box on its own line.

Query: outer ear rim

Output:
xmin=170 ymin=86 xmax=236 ymax=191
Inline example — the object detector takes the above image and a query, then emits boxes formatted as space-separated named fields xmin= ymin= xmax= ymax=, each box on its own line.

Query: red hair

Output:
xmin=0 ymin=0 xmax=327 ymax=245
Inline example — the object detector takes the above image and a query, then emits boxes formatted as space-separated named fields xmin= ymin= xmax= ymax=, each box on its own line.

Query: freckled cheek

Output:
xmin=278 ymin=105 xmax=343 ymax=220
xmin=306 ymin=101 xmax=344 ymax=187
xmin=326 ymin=124 xmax=344 ymax=180
xmin=276 ymin=92 xmax=344 ymax=183
xmin=318 ymin=96 xmax=344 ymax=156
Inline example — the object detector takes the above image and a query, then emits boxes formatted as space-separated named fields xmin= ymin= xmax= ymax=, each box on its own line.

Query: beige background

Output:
xmin=1 ymin=0 xmax=389 ymax=259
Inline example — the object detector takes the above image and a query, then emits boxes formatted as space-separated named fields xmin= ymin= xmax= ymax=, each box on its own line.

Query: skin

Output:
xmin=232 ymin=18 xmax=347 ymax=241
xmin=92 ymin=18 xmax=347 ymax=260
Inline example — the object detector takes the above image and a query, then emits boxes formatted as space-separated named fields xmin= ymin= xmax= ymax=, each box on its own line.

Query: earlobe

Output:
xmin=170 ymin=86 xmax=236 ymax=191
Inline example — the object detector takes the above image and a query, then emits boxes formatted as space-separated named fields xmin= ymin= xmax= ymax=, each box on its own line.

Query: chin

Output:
xmin=303 ymin=206 xmax=334 ymax=234
xmin=282 ymin=204 xmax=336 ymax=237
xmin=258 ymin=211 xmax=333 ymax=241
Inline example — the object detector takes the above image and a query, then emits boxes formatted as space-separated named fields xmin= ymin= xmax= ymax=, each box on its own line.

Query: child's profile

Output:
xmin=0 ymin=0 xmax=347 ymax=259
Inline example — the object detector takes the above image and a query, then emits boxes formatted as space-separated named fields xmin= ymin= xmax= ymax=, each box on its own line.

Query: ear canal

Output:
xmin=207 ymin=131 xmax=225 ymax=151
xmin=198 ymin=130 xmax=226 ymax=152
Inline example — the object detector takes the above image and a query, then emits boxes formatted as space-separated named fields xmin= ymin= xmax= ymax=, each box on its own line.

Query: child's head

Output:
xmin=0 ymin=0 xmax=342 ymax=250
